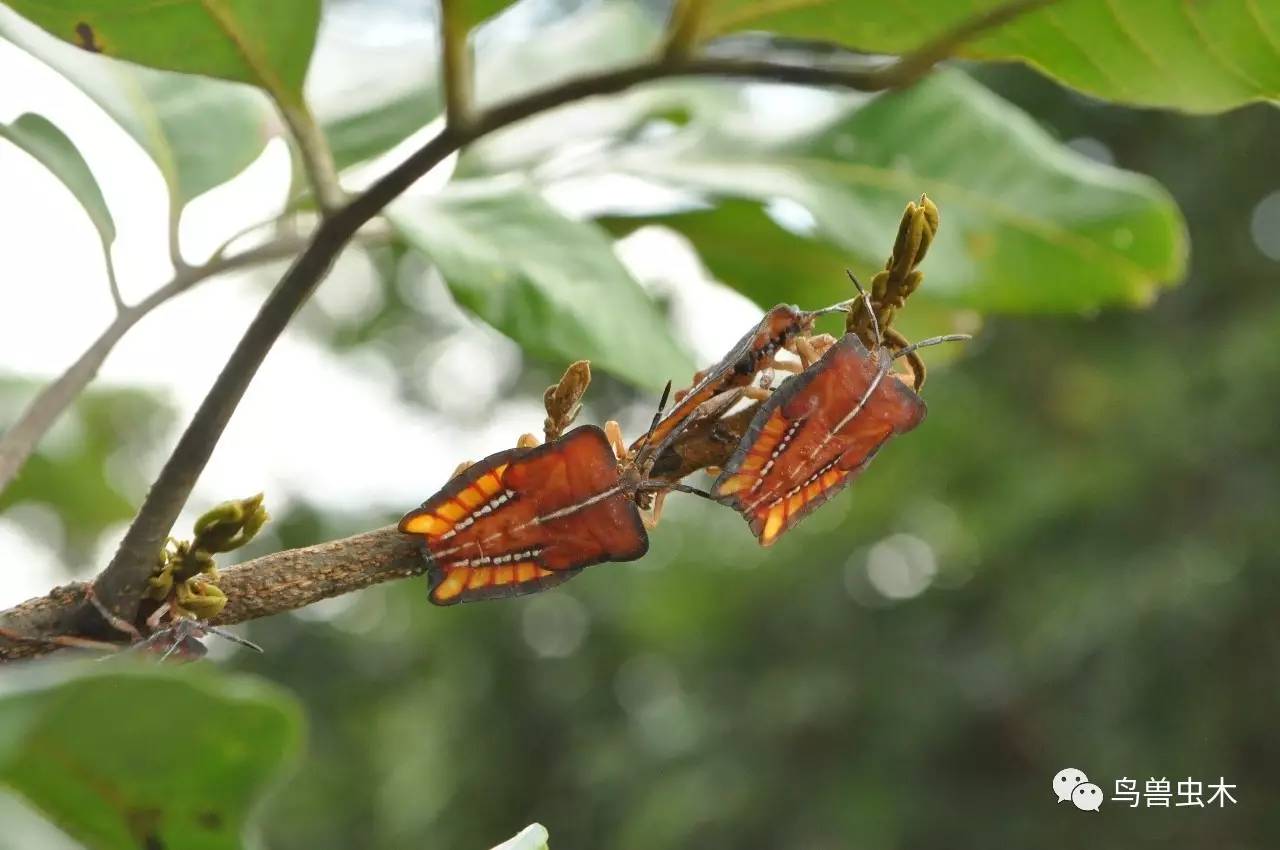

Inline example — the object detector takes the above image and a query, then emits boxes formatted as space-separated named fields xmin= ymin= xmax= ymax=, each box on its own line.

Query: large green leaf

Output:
xmin=595 ymin=70 xmax=1186 ymax=312
xmin=0 ymin=666 xmax=302 ymax=850
xmin=0 ymin=10 xmax=279 ymax=208
xmin=701 ymin=0 xmax=1280 ymax=113
xmin=390 ymin=181 xmax=693 ymax=390
xmin=0 ymin=113 xmax=114 ymax=257
xmin=0 ymin=0 xmax=319 ymax=104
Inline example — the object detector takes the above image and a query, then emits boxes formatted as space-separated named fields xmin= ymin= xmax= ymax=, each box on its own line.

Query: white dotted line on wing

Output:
xmin=433 ymin=484 xmax=625 ymax=560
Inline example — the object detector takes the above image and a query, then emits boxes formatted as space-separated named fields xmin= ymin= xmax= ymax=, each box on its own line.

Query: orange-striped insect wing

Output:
xmin=503 ymin=425 xmax=648 ymax=569
xmin=399 ymin=425 xmax=646 ymax=604
xmin=712 ymin=334 xmax=926 ymax=546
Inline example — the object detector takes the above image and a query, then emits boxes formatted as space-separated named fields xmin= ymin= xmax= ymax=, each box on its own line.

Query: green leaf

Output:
xmin=701 ymin=0 xmax=1280 ymax=113
xmin=0 ymin=113 xmax=114 ymax=254
xmin=603 ymin=200 xmax=846 ymax=309
xmin=1 ymin=0 xmax=319 ymax=104
xmin=457 ymin=0 xmax=524 ymax=32
xmin=597 ymin=70 xmax=1186 ymax=312
xmin=389 ymin=181 xmax=693 ymax=390
xmin=325 ymin=86 xmax=442 ymax=172
xmin=0 ymin=666 xmax=302 ymax=850
xmin=603 ymin=201 xmax=964 ymax=346
xmin=0 ymin=10 xmax=279 ymax=208
xmin=0 ymin=378 xmax=173 ymax=558
xmin=491 ymin=823 xmax=550 ymax=850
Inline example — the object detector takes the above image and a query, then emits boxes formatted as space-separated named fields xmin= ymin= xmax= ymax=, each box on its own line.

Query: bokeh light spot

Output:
xmin=522 ymin=592 xmax=589 ymax=659
xmin=865 ymin=533 xmax=937 ymax=600
xmin=1249 ymin=189 xmax=1280 ymax=261
xmin=614 ymin=653 xmax=697 ymax=756
xmin=1066 ymin=136 xmax=1115 ymax=166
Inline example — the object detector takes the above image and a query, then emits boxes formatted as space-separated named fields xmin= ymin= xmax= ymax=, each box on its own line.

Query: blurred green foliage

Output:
xmin=0 ymin=381 xmax=171 ymax=560
xmin=0 ymin=666 xmax=301 ymax=850
xmin=702 ymin=0 xmax=1280 ymax=113
xmin=239 ymin=65 xmax=1278 ymax=850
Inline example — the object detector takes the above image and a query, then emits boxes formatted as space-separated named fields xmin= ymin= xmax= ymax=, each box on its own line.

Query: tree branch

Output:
xmin=19 ymin=0 xmax=1054 ymax=643
xmin=0 ymin=526 xmax=424 ymax=662
xmin=0 ymin=236 xmax=311 ymax=495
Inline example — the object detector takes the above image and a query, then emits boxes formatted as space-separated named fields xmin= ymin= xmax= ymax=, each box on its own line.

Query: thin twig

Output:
xmin=275 ymin=96 xmax=346 ymax=215
xmin=0 ymin=237 xmax=310 ymax=495
xmin=165 ymin=187 xmax=190 ymax=275
xmin=439 ymin=0 xmax=474 ymax=130
xmin=662 ymin=0 xmax=709 ymax=61
xmin=105 ymin=255 xmax=126 ymax=314
xmin=25 ymin=0 xmax=1053 ymax=641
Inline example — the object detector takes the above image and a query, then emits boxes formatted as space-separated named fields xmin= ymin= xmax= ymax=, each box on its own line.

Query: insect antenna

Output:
xmin=638 ymin=383 xmax=729 ymax=475
xmin=812 ymin=301 xmax=853 ymax=318
xmin=638 ymin=480 xmax=718 ymax=503
xmin=891 ymin=334 xmax=972 ymax=360
xmin=629 ymin=381 xmax=673 ymax=466
xmin=844 ymin=268 xmax=882 ymax=346
xmin=201 ymin=624 xmax=265 ymax=653
xmin=812 ymin=269 xmax=877 ymax=323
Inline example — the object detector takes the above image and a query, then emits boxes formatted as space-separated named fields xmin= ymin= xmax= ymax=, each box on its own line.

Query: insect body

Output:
xmin=712 ymin=193 xmax=967 ymax=546
xmin=633 ymin=303 xmax=834 ymax=457
xmin=628 ymin=303 xmax=844 ymax=520
xmin=712 ymin=334 xmax=928 ymax=546
xmin=399 ymin=424 xmax=649 ymax=605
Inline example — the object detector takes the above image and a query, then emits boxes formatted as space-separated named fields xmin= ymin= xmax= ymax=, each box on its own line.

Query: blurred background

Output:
xmin=1 ymin=0 xmax=1277 ymax=847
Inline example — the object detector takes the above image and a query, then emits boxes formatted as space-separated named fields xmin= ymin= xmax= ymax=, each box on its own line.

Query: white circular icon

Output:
xmin=1053 ymin=767 xmax=1088 ymax=803
xmin=1072 ymin=782 xmax=1103 ymax=812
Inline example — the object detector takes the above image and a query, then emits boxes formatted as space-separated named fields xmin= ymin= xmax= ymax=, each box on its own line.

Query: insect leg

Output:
xmin=642 ymin=491 xmax=666 ymax=530
xmin=884 ymin=327 xmax=925 ymax=390
xmin=604 ymin=420 xmax=628 ymax=463
xmin=795 ymin=335 xmax=823 ymax=368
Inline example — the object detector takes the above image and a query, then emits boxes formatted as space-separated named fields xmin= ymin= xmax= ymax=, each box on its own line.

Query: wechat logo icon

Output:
xmin=1054 ymin=768 xmax=1102 ymax=811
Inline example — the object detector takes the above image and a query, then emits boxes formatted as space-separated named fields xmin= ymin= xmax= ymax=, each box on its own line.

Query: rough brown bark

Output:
xmin=0 ymin=526 xmax=425 ymax=662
